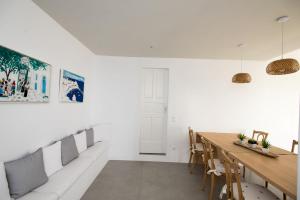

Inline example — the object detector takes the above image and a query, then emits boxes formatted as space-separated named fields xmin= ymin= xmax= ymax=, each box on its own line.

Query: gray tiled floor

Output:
xmin=82 ymin=161 xmax=225 ymax=200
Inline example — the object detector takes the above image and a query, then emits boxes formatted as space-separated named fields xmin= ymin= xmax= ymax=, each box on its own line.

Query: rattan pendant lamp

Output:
xmin=266 ymin=16 xmax=299 ymax=75
xmin=232 ymin=44 xmax=252 ymax=83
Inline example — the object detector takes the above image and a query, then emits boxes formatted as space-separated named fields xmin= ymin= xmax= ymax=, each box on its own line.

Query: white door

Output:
xmin=140 ymin=68 xmax=169 ymax=154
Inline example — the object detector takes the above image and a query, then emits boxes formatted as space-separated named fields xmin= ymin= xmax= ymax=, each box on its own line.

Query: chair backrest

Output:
xmin=252 ymin=130 xmax=268 ymax=141
xmin=291 ymin=140 xmax=298 ymax=153
xmin=202 ymin=139 xmax=215 ymax=170
xmin=221 ymin=150 xmax=244 ymax=200
xmin=188 ymin=127 xmax=195 ymax=149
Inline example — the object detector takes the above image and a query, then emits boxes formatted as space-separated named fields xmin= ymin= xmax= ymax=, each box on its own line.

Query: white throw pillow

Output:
xmin=42 ymin=141 xmax=63 ymax=177
xmin=74 ymin=131 xmax=87 ymax=153
xmin=0 ymin=162 xmax=11 ymax=200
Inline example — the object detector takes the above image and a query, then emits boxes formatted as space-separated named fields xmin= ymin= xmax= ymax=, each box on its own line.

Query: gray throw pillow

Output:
xmin=61 ymin=135 xmax=79 ymax=166
xmin=86 ymin=128 xmax=94 ymax=147
xmin=4 ymin=148 xmax=48 ymax=199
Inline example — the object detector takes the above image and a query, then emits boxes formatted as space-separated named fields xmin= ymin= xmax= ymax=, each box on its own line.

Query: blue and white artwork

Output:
xmin=0 ymin=45 xmax=51 ymax=102
xmin=59 ymin=70 xmax=84 ymax=103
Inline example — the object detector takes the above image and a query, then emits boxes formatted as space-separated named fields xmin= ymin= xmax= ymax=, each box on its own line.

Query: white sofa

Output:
xmin=0 ymin=140 xmax=109 ymax=200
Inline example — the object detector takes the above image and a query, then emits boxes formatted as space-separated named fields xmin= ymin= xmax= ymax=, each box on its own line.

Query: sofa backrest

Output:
xmin=0 ymin=162 xmax=11 ymax=200
xmin=0 ymin=125 xmax=106 ymax=200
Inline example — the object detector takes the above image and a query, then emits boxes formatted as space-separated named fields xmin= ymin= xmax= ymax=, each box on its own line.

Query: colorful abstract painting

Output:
xmin=59 ymin=69 xmax=84 ymax=103
xmin=0 ymin=45 xmax=51 ymax=102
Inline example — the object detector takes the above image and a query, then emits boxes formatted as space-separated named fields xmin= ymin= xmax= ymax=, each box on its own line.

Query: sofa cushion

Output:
xmin=43 ymin=141 xmax=63 ymax=177
xmin=80 ymin=141 xmax=108 ymax=161
xmin=74 ymin=131 xmax=87 ymax=153
xmin=18 ymin=191 xmax=58 ymax=200
xmin=61 ymin=135 xmax=79 ymax=166
xmin=34 ymin=156 xmax=94 ymax=197
xmin=85 ymin=128 xmax=94 ymax=147
xmin=4 ymin=148 xmax=48 ymax=199
xmin=0 ymin=162 xmax=10 ymax=200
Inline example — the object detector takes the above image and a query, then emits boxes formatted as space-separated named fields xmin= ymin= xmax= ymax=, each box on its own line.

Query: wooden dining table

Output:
xmin=197 ymin=132 xmax=297 ymax=200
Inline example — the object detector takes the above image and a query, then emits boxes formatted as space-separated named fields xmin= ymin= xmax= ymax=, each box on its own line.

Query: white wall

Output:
xmin=0 ymin=0 xmax=97 ymax=161
xmin=0 ymin=0 xmax=298 ymax=198
xmin=0 ymin=0 xmax=299 ymax=166
xmin=93 ymin=51 xmax=300 ymax=162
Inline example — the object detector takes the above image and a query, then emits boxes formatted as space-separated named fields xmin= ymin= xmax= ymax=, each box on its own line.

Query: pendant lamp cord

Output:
xmin=240 ymin=46 xmax=243 ymax=72
xmin=281 ymin=22 xmax=284 ymax=59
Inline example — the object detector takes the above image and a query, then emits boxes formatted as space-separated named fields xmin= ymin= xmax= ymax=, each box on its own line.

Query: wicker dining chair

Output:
xmin=291 ymin=140 xmax=298 ymax=153
xmin=243 ymin=130 xmax=269 ymax=180
xmin=252 ymin=130 xmax=269 ymax=141
xmin=201 ymin=139 xmax=227 ymax=200
xmin=282 ymin=139 xmax=299 ymax=200
xmin=188 ymin=127 xmax=204 ymax=173
xmin=220 ymin=150 xmax=279 ymax=200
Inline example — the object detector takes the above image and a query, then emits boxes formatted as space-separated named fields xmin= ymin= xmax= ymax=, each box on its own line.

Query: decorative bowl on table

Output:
xmin=247 ymin=138 xmax=258 ymax=148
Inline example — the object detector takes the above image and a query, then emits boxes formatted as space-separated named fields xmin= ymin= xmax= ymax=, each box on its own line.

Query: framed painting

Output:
xmin=0 ymin=45 xmax=51 ymax=102
xmin=59 ymin=69 xmax=84 ymax=103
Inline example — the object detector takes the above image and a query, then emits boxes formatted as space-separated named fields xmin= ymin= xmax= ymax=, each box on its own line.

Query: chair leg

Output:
xmin=190 ymin=154 xmax=195 ymax=174
xmin=265 ymin=181 xmax=268 ymax=188
xmin=201 ymin=164 xmax=208 ymax=190
xmin=283 ymin=193 xmax=286 ymax=200
xmin=191 ymin=154 xmax=200 ymax=173
xmin=196 ymin=153 xmax=202 ymax=166
xmin=196 ymin=154 xmax=201 ymax=165
xmin=188 ymin=152 xmax=193 ymax=167
xmin=209 ymin=174 xmax=216 ymax=200
xmin=226 ymin=184 xmax=231 ymax=200
xmin=243 ymin=165 xmax=245 ymax=179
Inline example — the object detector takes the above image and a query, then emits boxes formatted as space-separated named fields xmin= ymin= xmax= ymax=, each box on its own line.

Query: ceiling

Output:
xmin=33 ymin=0 xmax=300 ymax=60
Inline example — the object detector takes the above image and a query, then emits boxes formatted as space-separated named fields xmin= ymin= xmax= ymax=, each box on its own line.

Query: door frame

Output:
xmin=139 ymin=67 xmax=169 ymax=155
